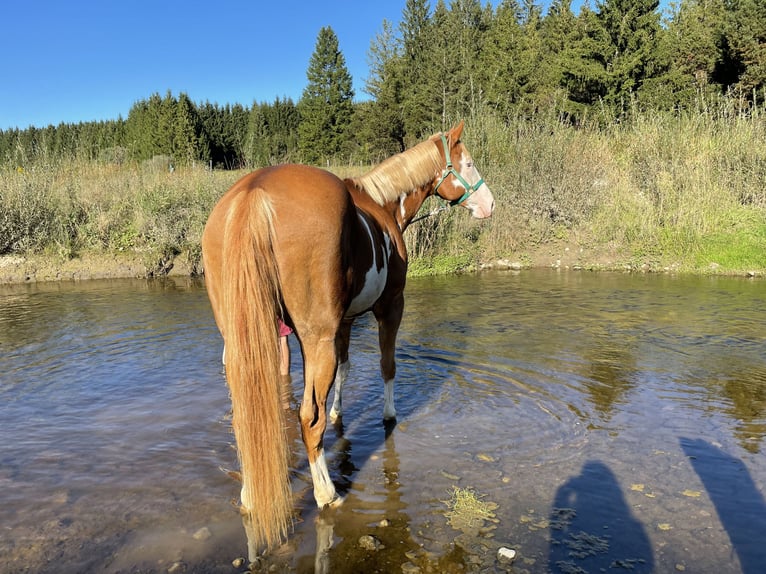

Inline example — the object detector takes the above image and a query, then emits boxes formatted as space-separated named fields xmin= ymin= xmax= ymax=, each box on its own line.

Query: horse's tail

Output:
xmin=221 ymin=189 xmax=290 ymax=552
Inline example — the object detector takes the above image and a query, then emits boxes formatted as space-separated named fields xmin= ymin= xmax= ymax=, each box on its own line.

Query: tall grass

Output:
xmin=2 ymin=104 xmax=765 ymax=276
xmin=406 ymin=104 xmax=766 ymax=273
xmin=0 ymin=160 xmax=240 ymax=274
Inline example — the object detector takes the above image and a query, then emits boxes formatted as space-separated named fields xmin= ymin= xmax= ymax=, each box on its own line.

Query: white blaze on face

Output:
xmin=346 ymin=214 xmax=390 ymax=317
xmin=457 ymin=150 xmax=494 ymax=219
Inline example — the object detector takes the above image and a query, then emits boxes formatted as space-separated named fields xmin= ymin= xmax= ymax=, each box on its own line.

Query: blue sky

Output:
xmin=2 ymin=1 xmax=669 ymax=131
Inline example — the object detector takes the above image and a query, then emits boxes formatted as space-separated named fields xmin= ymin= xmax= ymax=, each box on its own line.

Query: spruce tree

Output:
xmin=595 ymin=0 xmax=663 ymax=110
xmin=722 ymin=0 xmax=766 ymax=101
xmin=298 ymin=26 xmax=355 ymax=164
xmin=399 ymin=0 xmax=436 ymax=140
xmin=364 ymin=19 xmax=405 ymax=154
xmin=480 ymin=0 xmax=525 ymax=113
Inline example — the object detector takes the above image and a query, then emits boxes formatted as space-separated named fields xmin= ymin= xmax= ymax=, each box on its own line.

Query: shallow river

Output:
xmin=1 ymin=270 xmax=765 ymax=574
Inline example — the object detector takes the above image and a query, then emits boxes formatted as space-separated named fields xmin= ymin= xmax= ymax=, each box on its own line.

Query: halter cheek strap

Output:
xmin=434 ymin=134 xmax=485 ymax=206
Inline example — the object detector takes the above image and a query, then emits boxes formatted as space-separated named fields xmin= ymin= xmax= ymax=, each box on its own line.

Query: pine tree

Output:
xmin=644 ymin=0 xmax=727 ymax=109
xmin=480 ymin=0 xmax=526 ymax=113
xmin=364 ymin=19 xmax=405 ymax=155
xmin=440 ymin=0 xmax=487 ymax=121
xmin=558 ymin=5 xmax=612 ymax=114
xmin=722 ymin=0 xmax=766 ymax=101
xmin=595 ymin=0 xmax=663 ymax=109
xmin=399 ymin=0 xmax=437 ymax=140
xmin=538 ymin=0 xmax=578 ymax=106
xmin=298 ymin=26 xmax=355 ymax=164
xmin=173 ymin=93 xmax=200 ymax=165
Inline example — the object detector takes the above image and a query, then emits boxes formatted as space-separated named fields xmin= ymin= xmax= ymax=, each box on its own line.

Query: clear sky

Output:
xmin=2 ymin=1 xmax=669 ymax=131
xmin=1 ymin=1 xmax=407 ymax=130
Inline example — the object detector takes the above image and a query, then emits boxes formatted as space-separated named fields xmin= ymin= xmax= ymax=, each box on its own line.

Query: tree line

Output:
xmin=2 ymin=0 xmax=764 ymax=169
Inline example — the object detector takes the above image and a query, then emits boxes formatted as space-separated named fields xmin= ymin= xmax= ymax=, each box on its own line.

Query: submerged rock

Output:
xmin=497 ymin=547 xmax=517 ymax=564
xmin=192 ymin=526 xmax=211 ymax=541
xmin=358 ymin=534 xmax=384 ymax=551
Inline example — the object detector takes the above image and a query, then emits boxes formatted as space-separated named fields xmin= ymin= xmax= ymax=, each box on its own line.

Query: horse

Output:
xmin=201 ymin=121 xmax=494 ymax=558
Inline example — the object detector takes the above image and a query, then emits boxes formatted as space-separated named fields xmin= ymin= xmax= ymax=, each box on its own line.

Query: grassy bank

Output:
xmin=2 ymin=109 xmax=765 ymax=281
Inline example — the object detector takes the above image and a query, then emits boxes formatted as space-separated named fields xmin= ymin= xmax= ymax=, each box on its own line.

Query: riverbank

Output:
xmin=3 ymin=111 xmax=766 ymax=282
xmin=2 ymin=240 xmax=762 ymax=286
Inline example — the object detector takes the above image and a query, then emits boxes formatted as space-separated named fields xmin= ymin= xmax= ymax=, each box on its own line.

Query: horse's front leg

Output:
xmin=330 ymin=319 xmax=353 ymax=423
xmin=300 ymin=336 xmax=341 ymax=508
xmin=375 ymin=294 xmax=404 ymax=421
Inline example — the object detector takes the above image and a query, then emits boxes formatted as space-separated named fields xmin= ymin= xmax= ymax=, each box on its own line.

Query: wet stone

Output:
xmin=192 ymin=526 xmax=211 ymax=541
xmin=497 ymin=547 xmax=517 ymax=564
xmin=358 ymin=534 xmax=384 ymax=551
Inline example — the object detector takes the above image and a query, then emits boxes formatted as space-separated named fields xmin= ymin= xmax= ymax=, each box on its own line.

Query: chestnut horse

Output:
xmin=201 ymin=121 xmax=494 ymax=556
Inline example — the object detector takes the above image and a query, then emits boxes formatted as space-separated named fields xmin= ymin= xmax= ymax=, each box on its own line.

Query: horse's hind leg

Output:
xmin=330 ymin=319 xmax=353 ymax=423
xmin=299 ymin=335 xmax=341 ymax=508
xmin=375 ymin=293 xmax=404 ymax=421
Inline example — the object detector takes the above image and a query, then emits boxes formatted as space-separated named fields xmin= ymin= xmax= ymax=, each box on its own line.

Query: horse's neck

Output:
xmin=389 ymin=187 xmax=432 ymax=232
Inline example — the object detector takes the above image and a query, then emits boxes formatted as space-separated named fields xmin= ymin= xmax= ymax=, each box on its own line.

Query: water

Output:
xmin=1 ymin=271 xmax=765 ymax=573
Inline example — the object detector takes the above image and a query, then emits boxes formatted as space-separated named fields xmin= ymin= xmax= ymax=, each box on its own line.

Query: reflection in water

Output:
xmin=718 ymin=368 xmax=766 ymax=454
xmin=548 ymin=461 xmax=653 ymax=573
xmin=1 ymin=272 xmax=766 ymax=572
xmin=681 ymin=438 xmax=766 ymax=574
xmin=582 ymin=333 xmax=639 ymax=422
xmin=294 ymin=423 xmax=419 ymax=574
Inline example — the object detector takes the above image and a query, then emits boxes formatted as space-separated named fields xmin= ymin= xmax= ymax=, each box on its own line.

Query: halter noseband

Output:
xmin=434 ymin=133 xmax=484 ymax=206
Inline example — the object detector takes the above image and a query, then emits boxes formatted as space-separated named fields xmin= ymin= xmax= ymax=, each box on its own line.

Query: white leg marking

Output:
xmin=383 ymin=378 xmax=396 ymax=420
xmin=309 ymin=449 xmax=338 ymax=508
xmin=241 ymin=482 xmax=252 ymax=509
xmin=329 ymin=361 xmax=349 ymax=422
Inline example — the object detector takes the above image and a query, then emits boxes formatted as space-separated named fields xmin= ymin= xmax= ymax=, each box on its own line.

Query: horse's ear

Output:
xmin=447 ymin=120 xmax=465 ymax=145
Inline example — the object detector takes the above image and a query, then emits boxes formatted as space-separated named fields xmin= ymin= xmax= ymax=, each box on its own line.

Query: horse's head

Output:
xmin=432 ymin=121 xmax=495 ymax=219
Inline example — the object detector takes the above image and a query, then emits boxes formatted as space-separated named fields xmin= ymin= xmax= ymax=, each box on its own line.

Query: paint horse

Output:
xmin=201 ymin=121 xmax=494 ymax=556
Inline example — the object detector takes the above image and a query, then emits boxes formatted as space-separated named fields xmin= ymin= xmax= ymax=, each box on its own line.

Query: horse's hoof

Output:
xmin=325 ymin=494 xmax=344 ymax=509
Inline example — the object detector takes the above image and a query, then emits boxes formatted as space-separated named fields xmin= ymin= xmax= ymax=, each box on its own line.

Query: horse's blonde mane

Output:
xmin=353 ymin=137 xmax=443 ymax=205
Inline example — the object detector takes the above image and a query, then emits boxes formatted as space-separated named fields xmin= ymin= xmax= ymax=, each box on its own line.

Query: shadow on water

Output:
xmin=680 ymin=438 xmax=766 ymax=574
xmin=548 ymin=461 xmax=653 ymax=573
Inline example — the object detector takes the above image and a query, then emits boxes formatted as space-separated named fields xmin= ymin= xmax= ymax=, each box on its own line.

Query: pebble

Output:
xmin=232 ymin=557 xmax=246 ymax=568
xmin=497 ymin=547 xmax=517 ymax=564
xmin=401 ymin=562 xmax=421 ymax=574
xmin=192 ymin=526 xmax=211 ymax=541
xmin=359 ymin=534 xmax=384 ymax=551
xmin=167 ymin=561 xmax=186 ymax=573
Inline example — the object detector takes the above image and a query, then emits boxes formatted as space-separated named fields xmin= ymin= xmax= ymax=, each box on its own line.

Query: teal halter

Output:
xmin=434 ymin=133 xmax=485 ymax=206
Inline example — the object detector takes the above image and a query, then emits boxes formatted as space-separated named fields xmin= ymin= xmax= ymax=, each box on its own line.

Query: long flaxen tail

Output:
xmin=221 ymin=189 xmax=291 ymax=554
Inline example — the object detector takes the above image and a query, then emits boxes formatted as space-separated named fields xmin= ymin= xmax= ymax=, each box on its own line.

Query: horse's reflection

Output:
xmin=309 ymin=418 xmax=408 ymax=574
xmin=239 ymin=372 xmax=416 ymax=573
xmin=314 ymin=420 xmax=404 ymax=574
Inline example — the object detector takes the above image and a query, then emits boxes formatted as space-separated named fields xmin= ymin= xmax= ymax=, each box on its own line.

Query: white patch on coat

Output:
xmin=345 ymin=214 xmax=390 ymax=317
